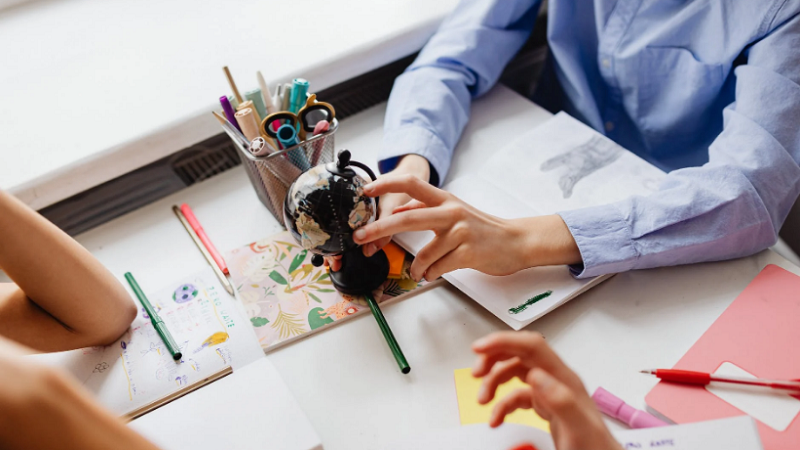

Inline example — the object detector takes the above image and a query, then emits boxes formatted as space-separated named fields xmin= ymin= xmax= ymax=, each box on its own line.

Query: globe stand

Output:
xmin=328 ymin=249 xmax=390 ymax=296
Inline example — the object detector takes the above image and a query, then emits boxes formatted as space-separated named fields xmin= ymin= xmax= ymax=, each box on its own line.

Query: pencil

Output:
xmin=124 ymin=272 xmax=183 ymax=361
xmin=179 ymin=203 xmax=229 ymax=275
xmin=172 ymin=206 xmax=235 ymax=296
xmin=365 ymin=293 xmax=410 ymax=374
xmin=223 ymin=66 xmax=244 ymax=104
xmin=257 ymin=71 xmax=277 ymax=115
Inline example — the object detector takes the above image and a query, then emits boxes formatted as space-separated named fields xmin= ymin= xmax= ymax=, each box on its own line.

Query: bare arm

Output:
xmin=0 ymin=337 xmax=160 ymax=450
xmin=0 ymin=190 xmax=136 ymax=351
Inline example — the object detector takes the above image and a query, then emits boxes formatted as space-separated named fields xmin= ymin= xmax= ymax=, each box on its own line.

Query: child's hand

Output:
xmin=472 ymin=331 xmax=622 ymax=450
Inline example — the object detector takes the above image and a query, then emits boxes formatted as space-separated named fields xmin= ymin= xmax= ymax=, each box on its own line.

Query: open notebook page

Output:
xmin=31 ymin=267 xmax=264 ymax=417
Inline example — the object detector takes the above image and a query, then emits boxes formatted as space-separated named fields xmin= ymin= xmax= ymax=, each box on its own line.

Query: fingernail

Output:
xmin=530 ymin=370 xmax=553 ymax=390
xmin=478 ymin=384 xmax=487 ymax=402
xmin=354 ymin=229 xmax=366 ymax=241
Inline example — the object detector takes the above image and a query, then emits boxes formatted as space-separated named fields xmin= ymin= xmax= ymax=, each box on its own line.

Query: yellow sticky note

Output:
xmin=454 ymin=368 xmax=550 ymax=432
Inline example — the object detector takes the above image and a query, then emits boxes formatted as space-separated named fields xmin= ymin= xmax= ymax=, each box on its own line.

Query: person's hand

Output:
xmin=472 ymin=331 xmax=622 ymax=450
xmin=351 ymin=174 xmax=581 ymax=281
xmin=326 ymin=154 xmax=431 ymax=272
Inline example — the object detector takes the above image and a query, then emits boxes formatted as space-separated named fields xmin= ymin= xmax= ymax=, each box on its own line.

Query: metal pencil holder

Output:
xmin=233 ymin=119 xmax=338 ymax=223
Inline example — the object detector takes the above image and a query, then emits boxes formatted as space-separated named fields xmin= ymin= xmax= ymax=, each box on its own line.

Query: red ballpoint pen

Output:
xmin=641 ymin=369 xmax=800 ymax=393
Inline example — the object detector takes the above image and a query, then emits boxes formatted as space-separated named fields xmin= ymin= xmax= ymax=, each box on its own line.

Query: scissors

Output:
xmin=260 ymin=94 xmax=335 ymax=141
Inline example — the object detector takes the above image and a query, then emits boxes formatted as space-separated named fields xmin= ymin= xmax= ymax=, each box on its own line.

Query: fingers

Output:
xmin=363 ymin=174 xmax=448 ymax=206
xmin=410 ymin=236 xmax=457 ymax=281
xmin=363 ymin=236 xmax=391 ymax=258
xmin=527 ymin=368 xmax=586 ymax=429
xmin=353 ymin=207 xmax=447 ymax=245
xmin=477 ymin=357 xmax=528 ymax=404
xmin=424 ymin=246 xmax=468 ymax=281
xmin=392 ymin=199 xmax=427 ymax=214
xmin=471 ymin=332 xmax=582 ymax=393
xmin=323 ymin=256 xmax=342 ymax=272
xmin=489 ymin=388 xmax=533 ymax=428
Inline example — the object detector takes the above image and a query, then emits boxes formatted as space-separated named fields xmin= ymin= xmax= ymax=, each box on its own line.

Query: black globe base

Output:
xmin=329 ymin=248 xmax=390 ymax=296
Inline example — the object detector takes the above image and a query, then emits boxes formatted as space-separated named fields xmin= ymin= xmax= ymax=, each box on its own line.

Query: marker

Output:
xmin=366 ymin=293 xmax=410 ymax=374
xmin=245 ymin=88 xmax=268 ymax=120
xmin=592 ymin=387 xmax=668 ymax=428
xmin=172 ymin=206 xmax=235 ymax=296
xmin=179 ymin=204 xmax=229 ymax=276
xmin=276 ymin=124 xmax=310 ymax=171
xmin=289 ymin=78 xmax=309 ymax=114
xmin=281 ymin=83 xmax=292 ymax=111
xmin=124 ymin=272 xmax=183 ymax=361
xmin=220 ymin=96 xmax=241 ymax=132
xmin=257 ymin=71 xmax=277 ymax=115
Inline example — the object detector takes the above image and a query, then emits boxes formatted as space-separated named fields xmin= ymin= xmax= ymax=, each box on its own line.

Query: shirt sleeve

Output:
xmin=559 ymin=10 xmax=800 ymax=278
xmin=379 ymin=0 xmax=543 ymax=186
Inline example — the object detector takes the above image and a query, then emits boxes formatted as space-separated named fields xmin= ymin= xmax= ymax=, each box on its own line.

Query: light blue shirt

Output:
xmin=379 ymin=0 xmax=800 ymax=278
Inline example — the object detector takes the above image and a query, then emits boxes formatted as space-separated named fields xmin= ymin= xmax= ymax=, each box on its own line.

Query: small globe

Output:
xmin=283 ymin=163 xmax=376 ymax=256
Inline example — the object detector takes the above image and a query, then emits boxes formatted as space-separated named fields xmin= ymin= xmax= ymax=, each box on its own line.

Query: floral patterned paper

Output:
xmin=226 ymin=231 xmax=426 ymax=352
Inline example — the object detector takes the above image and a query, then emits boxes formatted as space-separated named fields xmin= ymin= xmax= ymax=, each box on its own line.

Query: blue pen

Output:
xmin=289 ymin=78 xmax=309 ymax=114
xmin=277 ymin=124 xmax=310 ymax=170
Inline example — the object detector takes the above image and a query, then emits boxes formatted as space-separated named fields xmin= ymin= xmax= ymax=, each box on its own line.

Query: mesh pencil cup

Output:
xmin=228 ymin=119 xmax=338 ymax=222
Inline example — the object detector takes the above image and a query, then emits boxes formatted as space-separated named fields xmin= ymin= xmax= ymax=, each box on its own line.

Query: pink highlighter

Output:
xmin=592 ymin=387 xmax=669 ymax=429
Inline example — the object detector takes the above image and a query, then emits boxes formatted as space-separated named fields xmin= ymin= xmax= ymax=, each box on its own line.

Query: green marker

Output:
xmin=124 ymin=272 xmax=183 ymax=361
xmin=365 ymin=293 xmax=410 ymax=374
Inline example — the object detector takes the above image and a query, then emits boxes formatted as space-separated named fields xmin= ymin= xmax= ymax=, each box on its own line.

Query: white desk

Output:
xmin=69 ymin=86 xmax=799 ymax=449
xmin=0 ymin=0 xmax=457 ymax=209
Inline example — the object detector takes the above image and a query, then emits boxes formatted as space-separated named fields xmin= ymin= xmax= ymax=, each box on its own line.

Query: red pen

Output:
xmin=641 ymin=369 xmax=800 ymax=393
xmin=180 ymin=203 xmax=229 ymax=275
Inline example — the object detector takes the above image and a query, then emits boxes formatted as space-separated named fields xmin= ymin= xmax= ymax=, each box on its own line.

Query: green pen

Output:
xmin=124 ymin=272 xmax=183 ymax=361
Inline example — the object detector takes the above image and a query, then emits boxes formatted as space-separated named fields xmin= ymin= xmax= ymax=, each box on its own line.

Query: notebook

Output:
xmin=395 ymin=112 xmax=666 ymax=329
xmin=225 ymin=230 xmax=441 ymax=352
xmin=645 ymin=264 xmax=800 ymax=450
xmin=384 ymin=417 xmax=763 ymax=450
xmin=31 ymin=268 xmax=322 ymax=449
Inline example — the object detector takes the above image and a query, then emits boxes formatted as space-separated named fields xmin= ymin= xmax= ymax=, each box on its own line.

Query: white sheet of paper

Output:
xmin=383 ymin=424 xmax=555 ymax=450
xmin=613 ymin=416 xmax=763 ymax=450
xmin=705 ymin=362 xmax=800 ymax=432
xmin=130 ymin=357 xmax=322 ymax=450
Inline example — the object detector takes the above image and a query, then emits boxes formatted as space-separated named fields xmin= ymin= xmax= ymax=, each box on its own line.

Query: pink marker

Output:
xmin=592 ymin=387 xmax=668 ymax=429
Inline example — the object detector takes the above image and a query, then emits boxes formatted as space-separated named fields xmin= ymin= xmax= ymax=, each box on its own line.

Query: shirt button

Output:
xmin=602 ymin=59 xmax=611 ymax=68
xmin=605 ymin=121 xmax=615 ymax=131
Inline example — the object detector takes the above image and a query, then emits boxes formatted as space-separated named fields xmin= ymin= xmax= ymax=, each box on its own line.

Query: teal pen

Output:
xmin=289 ymin=78 xmax=309 ymax=114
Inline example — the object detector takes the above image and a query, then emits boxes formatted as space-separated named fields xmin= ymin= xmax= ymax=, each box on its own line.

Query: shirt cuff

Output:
xmin=557 ymin=204 xmax=639 ymax=278
xmin=378 ymin=125 xmax=452 ymax=187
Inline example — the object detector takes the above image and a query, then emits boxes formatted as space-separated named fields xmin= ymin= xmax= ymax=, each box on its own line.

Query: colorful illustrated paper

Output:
xmin=454 ymin=367 xmax=550 ymax=432
xmin=226 ymin=231 xmax=430 ymax=352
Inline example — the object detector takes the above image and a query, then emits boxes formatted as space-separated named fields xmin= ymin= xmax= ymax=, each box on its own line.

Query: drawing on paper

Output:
xmin=540 ymin=135 xmax=622 ymax=198
xmin=509 ymin=290 xmax=553 ymax=315
xmin=226 ymin=230 xmax=427 ymax=351
xmin=81 ymin=270 xmax=238 ymax=416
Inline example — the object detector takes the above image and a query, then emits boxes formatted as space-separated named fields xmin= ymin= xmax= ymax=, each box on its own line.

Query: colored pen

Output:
xmin=276 ymin=124 xmax=311 ymax=171
xmin=592 ymin=387 xmax=668 ymax=428
xmin=124 ymin=272 xmax=183 ymax=361
xmin=257 ymin=71 xmax=277 ymax=115
xmin=220 ymin=96 xmax=241 ymax=132
xmin=245 ymin=89 xmax=268 ymax=120
xmin=289 ymin=78 xmax=309 ymax=114
xmin=172 ymin=206 xmax=235 ymax=296
xmin=366 ymin=293 xmax=410 ymax=374
xmin=180 ymin=203 xmax=229 ymax=275
xmin=641 ymin=369 xmax=800 ymax=393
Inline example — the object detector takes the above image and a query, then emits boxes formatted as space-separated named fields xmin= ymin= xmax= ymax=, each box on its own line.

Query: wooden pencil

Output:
xmin=223 ymin=66 xmax=244 ymax=104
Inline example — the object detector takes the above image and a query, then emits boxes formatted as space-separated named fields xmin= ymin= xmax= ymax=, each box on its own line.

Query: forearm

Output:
xmin=0 ymin=191 xmax=136 ymax=350
xmin=0 ymin=366 xmax=159 ymax=450
xmin=513 ymin=215 xmax=582 ymax=269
